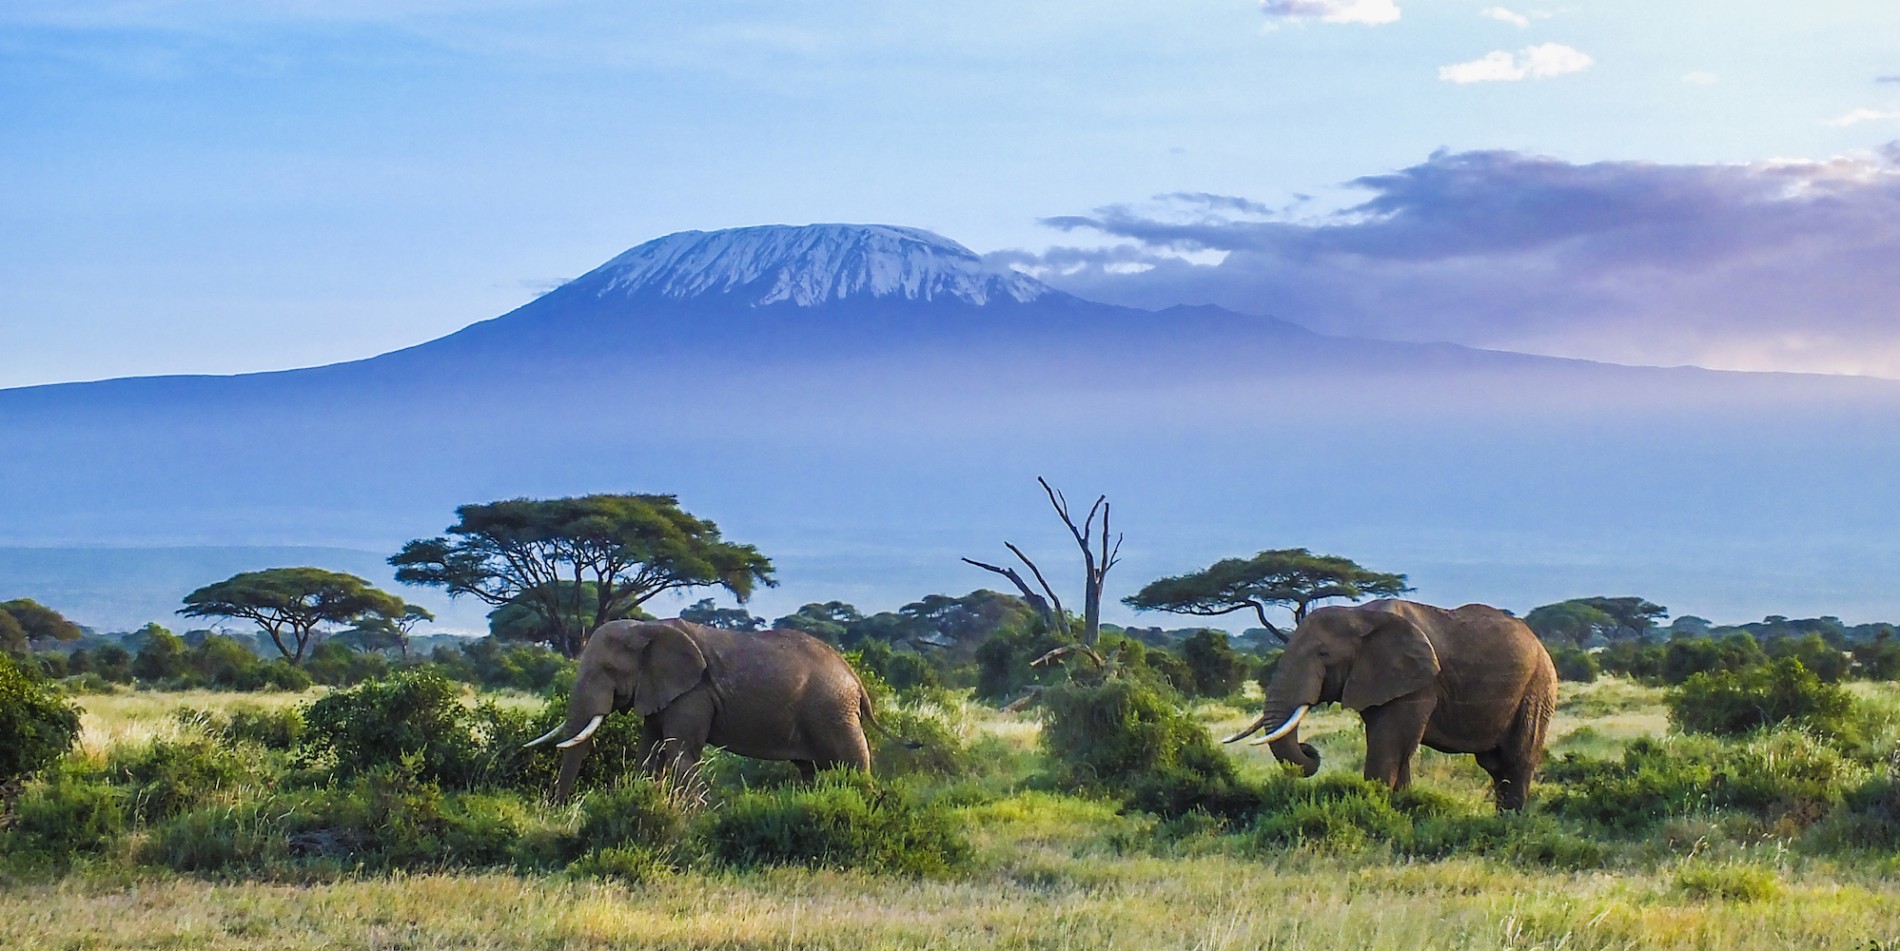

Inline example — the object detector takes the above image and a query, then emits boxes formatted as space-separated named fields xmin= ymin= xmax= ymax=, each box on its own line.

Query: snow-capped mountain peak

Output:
xmin=578 ymin=223 xmax=1052 ymax=306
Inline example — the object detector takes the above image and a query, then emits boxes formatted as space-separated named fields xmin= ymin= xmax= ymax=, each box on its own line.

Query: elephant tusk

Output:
xmin=555 ymin=714 xmax=606 ymax=749
xmin=1249 ymin=705 xmax=1309 ymax=746
xmin=522 ymin=724 xmax=567 ymax=748
xmin=1221 ymin=712 xmax=1271 ymax=744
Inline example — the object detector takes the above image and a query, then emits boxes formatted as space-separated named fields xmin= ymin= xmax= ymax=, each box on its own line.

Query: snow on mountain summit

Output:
xmin=580 ymin=224 xmax=1052 ymax=306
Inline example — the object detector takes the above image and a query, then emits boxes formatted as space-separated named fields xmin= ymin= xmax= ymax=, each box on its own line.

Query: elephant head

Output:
xmin=523 ymin=619 xmax=707 ymax=802
xmin=1225 ymin=604 xmax=1440 ymax=775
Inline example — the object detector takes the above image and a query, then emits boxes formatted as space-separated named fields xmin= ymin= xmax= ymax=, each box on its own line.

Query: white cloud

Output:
xmin=1826 ymin=107 xmax=1900 ymax=127
xmin=1682 ymin=71 xmax=1719 ymax=85
xmin=1259 ymin=0 xmax=1401 ymax=26
xmin=1481 ymin=7 xmax=1530 ymax=28
xmin=1440 ymin=43 xmax=1592 ymax=83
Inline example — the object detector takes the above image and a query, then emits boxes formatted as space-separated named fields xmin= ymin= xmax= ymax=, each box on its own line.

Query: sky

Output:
xmin=4 ymin=0 xmax=1900 ymax=388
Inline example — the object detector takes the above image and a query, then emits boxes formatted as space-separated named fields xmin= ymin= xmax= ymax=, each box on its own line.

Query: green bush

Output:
xmin=107 ymin=736 xmax=250 ymax=823
xmin=1765 ymin=633 xmax=1851 ymax=684
xmin=1544 ymin=731 xmax=1861 ymax=833
xmin=1661 ymin=633 xmax=1766 ymax=686
xmin=1549 ymin=646 xmax=1600 ymax=683
xmin=706 ymin=773 xmax=969 ymax=876
xmin=1668 ymin=659 xmax=1860 ymax=742
xmin=0 ymin=651 xmax=82 ymax=789
xmin=1039 ymin=677 xmax=1230 ymax=788
xmin=299 ymin=669 xmax=498 ymax=787
xmin=221 ymin=706 xmax=307 ymax=750
xmin=578 ymin=777 xmax=693 ymax=852
xmin=6 ymin=767 xmax=125 ymax=858
xmin=1179 ymin=630 xmax=1250 ymax=699
xmin=1811 ymin=770 xmax=1900 ymax=850
xmin=1246 ymin=774 xmax=1411 ymax=853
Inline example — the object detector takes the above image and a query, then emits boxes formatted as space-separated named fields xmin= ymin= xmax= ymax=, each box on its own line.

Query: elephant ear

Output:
xmin=1342 ymin=613 xmax=1440 ymax=711
xmin=633 ymin=624 xmax=708 ymax=716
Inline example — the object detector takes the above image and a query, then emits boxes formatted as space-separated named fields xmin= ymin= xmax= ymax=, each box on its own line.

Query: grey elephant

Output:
xmin=524 ymin=618 xmax=889 ymax=801
xmin=1224 ymin=599 xmax=1557 ymax=811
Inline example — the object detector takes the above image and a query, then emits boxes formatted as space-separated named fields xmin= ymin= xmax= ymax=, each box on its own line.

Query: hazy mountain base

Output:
xmin=5 ymin=681 xmax=1899 ymax=951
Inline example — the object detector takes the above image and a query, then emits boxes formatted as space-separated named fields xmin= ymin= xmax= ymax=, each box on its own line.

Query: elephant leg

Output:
xmin=1360 ymin=698 xmax=1432 ymax=790
xmin=637 ymin=718 xmax=666 ymax=775
xmin=654 ymin=693 xmax=715 ymax=782
xmin=1474 ymin=748 xmax=1533 ymax=813
xmin=794 ymin=760 xmax=818 ymax=783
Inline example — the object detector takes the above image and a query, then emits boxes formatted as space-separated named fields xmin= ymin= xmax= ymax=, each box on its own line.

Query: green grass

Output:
xmin=5 ymin=681 xmax=1900 ymax=949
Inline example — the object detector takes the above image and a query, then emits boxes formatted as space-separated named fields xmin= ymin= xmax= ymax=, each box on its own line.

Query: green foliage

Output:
xmin=180 ymin=567 xmax=411 ymax=666
xmin=1599 ymin=639 xmax=1666 ymax=681
xmin=680 ymin=597 xmax=763 ymax=631
xmin=1124 ymin=547 xmax=1410 ymax=627
xmin=1549 ymin=646 xmax=1601 ymax=682
xmin=302 ymin=640 xmax=391 ymax=686
xmin=1853 ymin=631 xmax=1900 ymax=680
xmin=391 ymin=493 xmax=775 ymax=657
xmin=576 ymin=778 xmax=692 ymax=855
xmin=434 ymin=638 xmax=575 ymax=694
xmin=0 ymin=598 xmax=85 ymax=651
xmin=1036 ymin=677 xmax=1250 ymax=822
xmin=1668 ymin=659 xmax=1860 ymax=741
xmin=1661 ymin=633 xmax=1767 ymax=685
xmin=107 ymin=736 xmax=251 ymax=823
xmin=1526 ymin=601 xmax=1619 ymax=647
xmin=132 ymin=629 xmax=189 ymax=682
xmin=5 ymin=767 xmax=125 ymax=858
xmin=1675 ymin=861 xmax=1781 ymax=902
xmin=1766 ymin=633 xmax=1852 ymax=683
xmin=974 ymin=625 xmax=1065 ymax=702
xmin=852 ymin=640 xmax=940 ymax=694
xmin=1544 ymin=731 xmax=1861 ymax=832
xmin=0 ymin=652 xmax=82 ymax=788
xmin=1178 ymin=629 xmax=1248 ymax=698
xmin=706 ymin=773 xmax=969 ymax=876
xmin=298 ymin=669 xmax=503 ymax=788
xmin=195 ymin=705 xmax=306 ymax=750
xmin=772 ymin=601 xmax=863 ymax=644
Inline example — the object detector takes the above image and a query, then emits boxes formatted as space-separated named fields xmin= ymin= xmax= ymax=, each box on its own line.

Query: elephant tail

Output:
xmin=859 ymin=689 xmax=924 ymax=750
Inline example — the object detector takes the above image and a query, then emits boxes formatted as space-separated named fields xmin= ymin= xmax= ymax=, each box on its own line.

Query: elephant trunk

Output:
xmin=553 ymin=738 xmax=591 ymax=804
xmin=1266 ymin=720 xmax=1321 ymax=777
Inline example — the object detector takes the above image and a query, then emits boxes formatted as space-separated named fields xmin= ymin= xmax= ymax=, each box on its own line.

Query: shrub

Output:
xmin=1246 ymin=774 xmax=1410 ymax=853
xmin=567 ymin=845 xmax=670 ymax=883
xmin=707 ymin=773 xmax=969 ymax=876
xmin=299 ymin=669 xmax=492 ymax=787
xmin=107 ymin=736 xmax=251 ymax=823
xmin=1661 ymin=633 xmax=1765 ymax=686
xmin=222 ymin=706 xmax=307 ymax=750
xmin=1668 ymin=659 xmax=1860 ymax=742
xmin=1039 ymin=677 xmax=1230 ymax=787
xmin=1765 ymin=633 xmax=1851 ymax=684
xmin=1811 ymin=770 xmax=1900 ymax=850
xmin=6 ymin=768 xmax=125 ymax=857
xmin=577 ymin=777 xmax=694 ymax=856
xmin=0 ymin=651 xmax=82 ymax=790
xmin=1545 ymin=731 xmax=1862 ymax=833
xmin=1179 ymin=630 xmax=1249 ymax=699
xmin=1549 ymin=646 xmax=1600 ymax=683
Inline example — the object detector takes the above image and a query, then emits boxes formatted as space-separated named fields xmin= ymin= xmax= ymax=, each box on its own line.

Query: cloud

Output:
xmin=1023 ymin=147 xmax=1900 ymax=378
xmin=1681 ymin=71 xmax=1719 ymax=85
xmin=1878 ymin=75 xmax=1900 ymax=84
xmin=1481 ymin=6 xmax=1530 ymax=28
xmin=1439 ymin=43 xmax=1591 ymax=83
xmin=1259 ymin=0 xmax=1400 ymax=26
xmin=1827 ymin=107 xmax=1900 ymax=127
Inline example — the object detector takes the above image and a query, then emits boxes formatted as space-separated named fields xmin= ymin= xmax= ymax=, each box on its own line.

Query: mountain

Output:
xmin=5 ymin=223 xmax=1900 ymax=630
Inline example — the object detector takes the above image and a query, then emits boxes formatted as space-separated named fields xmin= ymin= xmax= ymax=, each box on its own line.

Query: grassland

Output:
xmin=6 ymin=679 xmax=1900 ymax=950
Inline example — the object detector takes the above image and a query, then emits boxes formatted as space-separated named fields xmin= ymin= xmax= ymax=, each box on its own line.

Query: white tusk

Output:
xmin=555 ymin=714 xmax=606 ymax=749
xmin=1221 ymin=712 xmax=1271 ymax=744
xmin=522 ymin=724 xmax=567 ymax=748
xmin=1249 ymin=705 xmax=1309 ymax=746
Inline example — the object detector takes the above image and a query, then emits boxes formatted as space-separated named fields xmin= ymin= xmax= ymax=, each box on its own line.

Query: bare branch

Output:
xmin=962 ymin=557 xmax=1058 ymax=631
xmin=1004 ymin=542 xmax=1069 ymax=637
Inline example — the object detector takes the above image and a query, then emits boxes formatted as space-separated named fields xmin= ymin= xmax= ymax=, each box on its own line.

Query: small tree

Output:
xmin=0 ymin=652 xmax=81 ymax=795
xmin=179 ymin=567 xmax=409 ymax=666
xmin=1122 ymin=548 xmax=1409 ymax=638
xmin=391 ymin=494 xmax=774 ymax=657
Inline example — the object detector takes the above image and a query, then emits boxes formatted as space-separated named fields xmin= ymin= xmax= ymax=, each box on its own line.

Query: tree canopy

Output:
xmin=1525 ymin=596 xmax=1669 ymax=645
xmin=390 ymin=493 xmax=774 ymax=657
xmin=179 ymin=567 xmax=413 ymax=665
xmin=0 ymin=598 xmax=85 ymax=652
xmin=1122 ymin=548 xmax=1410 ymax=636
xmin=681 ymin=598 xmax=764 ymax=631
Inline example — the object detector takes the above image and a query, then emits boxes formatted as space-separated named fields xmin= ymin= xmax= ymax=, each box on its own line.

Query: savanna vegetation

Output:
xmin=5 ymin=492 xmax=1900 ymax=948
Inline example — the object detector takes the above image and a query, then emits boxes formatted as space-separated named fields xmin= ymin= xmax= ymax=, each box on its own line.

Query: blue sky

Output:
xmin=4 ymin=0 xmax=1899 ymax=387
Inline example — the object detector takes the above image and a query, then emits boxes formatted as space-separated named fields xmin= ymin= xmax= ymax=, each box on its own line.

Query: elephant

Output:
xmin=524 ymin=618 xmax=892 ymax=802
xmin=1224 ymin=599 xmax=1557 ymax=811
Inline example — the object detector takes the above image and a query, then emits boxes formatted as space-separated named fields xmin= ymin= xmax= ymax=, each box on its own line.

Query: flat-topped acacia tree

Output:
xmin=389 ymin=493 xmax=775 ymax=657
xmin=179 ymin=567 xmax=415 ymax=665
xmin=1123 ymin=548 xmax=1410 ymax=640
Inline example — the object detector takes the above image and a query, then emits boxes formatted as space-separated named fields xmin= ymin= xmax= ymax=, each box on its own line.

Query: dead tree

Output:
xmin=963 ymin=476 xmax=1123 ymax=649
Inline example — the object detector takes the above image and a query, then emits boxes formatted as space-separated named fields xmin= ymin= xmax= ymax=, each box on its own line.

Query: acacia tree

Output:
xmin=179 ymin=567 xmax=412 ymax=665
xmin=390 ymin=493 xmax=774 ymax=657
xmin=1122 ymin=548 xmax=1410 ymax=639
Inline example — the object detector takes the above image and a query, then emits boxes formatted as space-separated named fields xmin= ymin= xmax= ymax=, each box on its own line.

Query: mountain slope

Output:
xmin=4 ymin=223 xmax=1899 ymax=627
